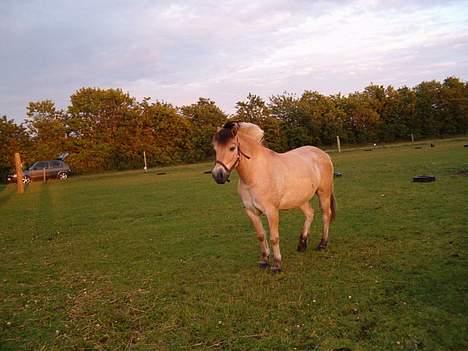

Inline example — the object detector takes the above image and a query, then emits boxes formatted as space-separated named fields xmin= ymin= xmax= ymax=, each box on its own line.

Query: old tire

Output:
xmin=413 ymin=175 xmax=436 ymax=182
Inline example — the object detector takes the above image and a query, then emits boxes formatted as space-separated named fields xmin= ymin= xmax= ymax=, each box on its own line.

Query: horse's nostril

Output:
xmin=211 ymin=169 xmax=227 ymax=184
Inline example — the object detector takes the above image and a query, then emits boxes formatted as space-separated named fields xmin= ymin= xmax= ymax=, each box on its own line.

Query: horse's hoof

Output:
xmin=258 ymin=261 xmax=269 ymax=269
xmin=316 ymin=240 xmax=328 ymax=251
xmin=297 ymin=239 xmax=308 ymax=252
xmin=297 ymin=233 xmax=308 ymax=252
xmin=270 ymin=266 xmax=282 ymax=273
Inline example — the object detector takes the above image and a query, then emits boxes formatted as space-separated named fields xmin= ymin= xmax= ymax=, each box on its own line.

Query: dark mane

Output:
xmin=213 ymin=121 xmax=239 ymax=144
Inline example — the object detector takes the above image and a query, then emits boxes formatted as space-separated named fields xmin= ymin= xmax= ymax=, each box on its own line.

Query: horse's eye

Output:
xmin=229 ymin=146 xmax=236 ymax=152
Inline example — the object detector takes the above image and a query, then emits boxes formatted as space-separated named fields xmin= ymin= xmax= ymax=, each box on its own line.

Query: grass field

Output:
xmin=1 ymin=139 xmax=467 ymax=350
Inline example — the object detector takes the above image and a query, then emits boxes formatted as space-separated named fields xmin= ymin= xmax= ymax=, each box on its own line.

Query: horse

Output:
xmin=211 ymin=121 xmax=336 ymax=272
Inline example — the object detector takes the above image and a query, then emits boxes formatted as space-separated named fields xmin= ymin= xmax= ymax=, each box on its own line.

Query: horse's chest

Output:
xmin=238 ymin=185 xmax=266 ymax=213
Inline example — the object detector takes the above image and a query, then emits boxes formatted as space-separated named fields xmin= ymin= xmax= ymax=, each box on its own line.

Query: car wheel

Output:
xmin=58 ymin=172 xmax=68 ymax=180
xmin=23 ymin=176 xmax=31 ymax=184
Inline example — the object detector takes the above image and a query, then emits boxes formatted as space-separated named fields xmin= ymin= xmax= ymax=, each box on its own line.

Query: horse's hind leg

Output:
xmin=297 ymin=202 xmax=314 ymax=252
xmin=317 ymin=190 xmax=332 ymax=250
xmin=245 ymin=209 xmax=270 ymax=268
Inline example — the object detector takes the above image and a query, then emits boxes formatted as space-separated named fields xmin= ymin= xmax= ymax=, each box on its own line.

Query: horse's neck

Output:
xmin=236 ymin=135 xmax=268 ymax=185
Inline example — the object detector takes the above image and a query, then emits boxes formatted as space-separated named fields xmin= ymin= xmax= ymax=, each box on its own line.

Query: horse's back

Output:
xmin=280 ymin=146 xmax=333 ymax=174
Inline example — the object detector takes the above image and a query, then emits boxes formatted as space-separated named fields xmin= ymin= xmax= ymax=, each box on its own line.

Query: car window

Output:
xmin=50 ymin=160 xmax=62 ymax=168
xmin=33 ymin=161 xmax=49 ymax=169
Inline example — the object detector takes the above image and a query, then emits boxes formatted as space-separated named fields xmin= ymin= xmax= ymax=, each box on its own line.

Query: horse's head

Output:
xmin=211 ymin=121 xmax=242 ymax=184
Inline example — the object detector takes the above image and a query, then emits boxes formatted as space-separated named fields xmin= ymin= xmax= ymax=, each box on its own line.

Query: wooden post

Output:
xmin=143 ymin=151 xmax=147 ymax=172
xmin=14 ymin=152 xmax=24 ymax=194
xmin=336 ymin=136 xmax=341 ymax=153
xmin=411 ymin=133 xmax=414 ymax=143
xmin=43 ymin=168 xmax=46 ymax=183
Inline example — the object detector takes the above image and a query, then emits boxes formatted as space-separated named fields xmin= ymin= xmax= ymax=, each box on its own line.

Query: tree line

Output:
xmin=1 ymin=76 xmax=466 ymax=177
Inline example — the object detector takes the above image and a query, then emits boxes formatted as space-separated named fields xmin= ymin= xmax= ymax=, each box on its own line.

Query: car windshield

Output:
xmin=30 ymin=161 xmax=48 ymax=170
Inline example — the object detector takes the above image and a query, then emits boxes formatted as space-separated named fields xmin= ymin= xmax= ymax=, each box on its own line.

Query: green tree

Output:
xmin=67 ymin=88 xmax=136 ymax=172
xmin=235 ymin=93 xmax=270 ymax=125
xmin=0 ymin=116 xmax=30 ymax=180
xmin=269 ymin=91 xmax=346 ymax=148
xmin=439 ymin=77 xmax=468 ymax=135
xmin=298 ymin=91 xmax=346 ymax=146
xmin=181 ymin=98 xmax=227 ymax=161
xmin=269 ymin=92 xmax=310 ymax=149
xmin=25 ymin=100 xmax=67 ymax=161
xmin=341 ymin=91 xmax=380 ymax=143
xmin=235 ymin=93 xmax=287 ymax=151
xmin=139 ymin=100 xmax=191 ymax=166
xmin=376 ymin=86 xmax=416 ymax=142
xmin=413 ymin=80 xmax=443 ymax=138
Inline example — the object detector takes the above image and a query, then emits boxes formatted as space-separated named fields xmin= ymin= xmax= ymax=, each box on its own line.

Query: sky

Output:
xmin=1 ymin=0 xmax=467 ymax=122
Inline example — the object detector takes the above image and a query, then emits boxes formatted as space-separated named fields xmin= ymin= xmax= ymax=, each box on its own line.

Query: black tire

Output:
xmin=413 ymin=175 xmax=436 ymax=182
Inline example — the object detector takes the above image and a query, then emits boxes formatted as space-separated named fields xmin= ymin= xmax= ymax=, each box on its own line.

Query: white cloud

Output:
xmin=1 ymin=0 xmax=467 ymax=120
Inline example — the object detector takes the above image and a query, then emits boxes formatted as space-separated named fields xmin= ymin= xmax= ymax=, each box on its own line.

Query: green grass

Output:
xmin=1 ymin=139 xmax=467 ymax=350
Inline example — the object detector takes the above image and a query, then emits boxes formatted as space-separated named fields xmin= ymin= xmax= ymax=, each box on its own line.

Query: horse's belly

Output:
xmin=278 ymin=180 xmax=316 ymax=209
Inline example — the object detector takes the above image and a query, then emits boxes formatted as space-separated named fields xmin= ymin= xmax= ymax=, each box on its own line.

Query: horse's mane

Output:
xmin=214 ymin=121 xmax=264 ymax=144
xmin=237 ymin=122 xmax=264 ymax=143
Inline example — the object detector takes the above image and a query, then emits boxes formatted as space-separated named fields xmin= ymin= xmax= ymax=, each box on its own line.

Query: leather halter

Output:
xmin=215 ymin=137 xmax=250 ymax=181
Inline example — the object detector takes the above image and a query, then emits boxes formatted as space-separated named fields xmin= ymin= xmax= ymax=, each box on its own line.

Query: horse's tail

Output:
xmin=330 ymin=192 xmax=336 ymax=222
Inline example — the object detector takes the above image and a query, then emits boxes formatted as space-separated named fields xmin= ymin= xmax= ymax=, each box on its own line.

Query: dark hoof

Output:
xmin=258 ymin=261 xmax=269 ymax=269
xmin=270 ymin=266 xmax=282 ymax=273
xmin=297 ymin=237 xmax=308 ymax=252
xmin=316 ymin=240 xmax=328 ymax=251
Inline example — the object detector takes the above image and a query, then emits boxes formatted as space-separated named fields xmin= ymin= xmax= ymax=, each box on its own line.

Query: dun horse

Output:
xmin=212 ymin=121 xmax=336 ymax=272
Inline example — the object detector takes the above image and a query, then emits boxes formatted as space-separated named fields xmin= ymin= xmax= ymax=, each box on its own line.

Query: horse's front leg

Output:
xmin=245 ymin=209 xmax=270 ymax=268
xmin=265 ymin=208 xmax=282 ymax=272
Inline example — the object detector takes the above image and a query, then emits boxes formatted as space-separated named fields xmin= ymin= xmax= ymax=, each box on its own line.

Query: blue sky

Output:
xmin=1 ymin=0 xmax=467 ymax=122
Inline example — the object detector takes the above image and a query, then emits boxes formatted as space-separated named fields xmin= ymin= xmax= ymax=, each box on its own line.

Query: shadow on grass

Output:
xmin=0 ymin=183 xmax=15 ymax=206
xmin=36 ymin=183 xmax=58 ymax=241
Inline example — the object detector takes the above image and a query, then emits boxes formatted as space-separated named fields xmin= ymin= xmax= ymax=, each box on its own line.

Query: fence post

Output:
xmin=14 ymin=152 xmax=24 ymax=194
xmin=143 ymin=151 xmax=147 ymax=172
xmin=336 ymin=136 xmax=341 ymax=153
xmin=411 ymin=133 xmax=414 ymax=143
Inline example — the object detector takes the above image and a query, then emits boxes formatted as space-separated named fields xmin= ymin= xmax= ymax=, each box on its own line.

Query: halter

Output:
xmin=215 ymin=137 xmax=250 ymax=182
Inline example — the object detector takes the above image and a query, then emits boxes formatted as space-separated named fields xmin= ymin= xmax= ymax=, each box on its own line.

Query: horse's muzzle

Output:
xmin=212 ymin=167 xmax=229 ymax=184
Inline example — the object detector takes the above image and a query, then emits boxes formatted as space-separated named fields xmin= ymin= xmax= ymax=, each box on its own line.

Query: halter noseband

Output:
xmin=215 ymin=137 xmax=250 ymax=182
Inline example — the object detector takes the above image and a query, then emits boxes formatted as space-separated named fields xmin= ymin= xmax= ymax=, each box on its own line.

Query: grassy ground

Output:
xmin=0 ymin=138 xmax=467 ymax=350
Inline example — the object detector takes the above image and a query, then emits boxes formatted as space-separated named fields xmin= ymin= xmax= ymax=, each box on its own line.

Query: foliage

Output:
xmin=1 ymin=77 xmax=466 ymax=174
xmin=0 ymin=116 xmax=30 ymax=180
xmin=181 ymin=97 xmax=228 ymax=161
xmin=235 ymin=93 xmax=287 ymax=151
xmin=25 ymin=100 xmax=67 ymax=164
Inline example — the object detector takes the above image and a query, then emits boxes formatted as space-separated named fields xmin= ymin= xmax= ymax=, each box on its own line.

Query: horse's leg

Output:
xmin=297 ymin=202 xmax=314 ymax=252
xmin=245 ymin=209 xmax=270 ymax=268
xmin=265 ymin=208 xmax=282 ymax=272
xmin=317 ymin=190 xmax=332 ymax=250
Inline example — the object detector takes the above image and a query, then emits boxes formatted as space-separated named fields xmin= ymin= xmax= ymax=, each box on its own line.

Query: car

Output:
xmin=8 ymin=159 xmax=71 ymax=184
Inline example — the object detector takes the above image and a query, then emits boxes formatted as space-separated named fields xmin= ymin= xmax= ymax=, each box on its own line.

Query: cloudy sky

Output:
xmin=1 ymin=0 xmax=467 ymax=122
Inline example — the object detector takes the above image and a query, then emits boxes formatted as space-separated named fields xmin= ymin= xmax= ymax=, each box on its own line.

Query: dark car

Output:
xmin=8 ymin=159 xmax=71 ymax=184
